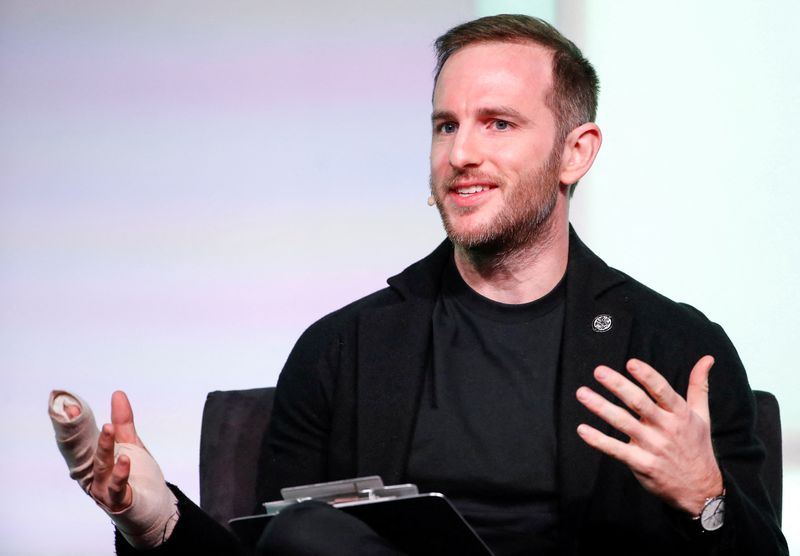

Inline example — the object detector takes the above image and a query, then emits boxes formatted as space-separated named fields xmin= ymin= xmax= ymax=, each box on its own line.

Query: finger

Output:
xmin=92 ymin=423 xmax=116 ymax=484
xmin=626 ymin=359 xmax=683 ymax=412
xmin=576 ymin=386 xmax=646 ymax=440
xmin=64 ymin=403 xmax=81 ymax=419
xmin=110 ymin=390 xmax=140 ymax=445
xmin=686 ymin=355 xmax=715 ymax=423
xmin=593 ymin=365 xmax=660 ymax=422
xmin=576 ymin=423 xmax=643 ymax=466
xmin=107 ymin=454 xmax=133 ymax=510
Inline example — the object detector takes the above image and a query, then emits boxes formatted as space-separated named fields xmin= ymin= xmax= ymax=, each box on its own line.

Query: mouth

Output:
xmin=446 ymin=181 xmax=498 ymax=206
xmin=453 ymin=184 xmax=494 ymax=196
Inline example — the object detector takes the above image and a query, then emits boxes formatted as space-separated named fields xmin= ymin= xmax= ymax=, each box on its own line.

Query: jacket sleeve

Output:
xmin=114 ymin=484 xmax=250 ymax=556
xmin=257 ymin=318 xmax=342 ymax=503
xmin=702 ymin=322 xmax=787 ymax=555
xmin=646 ymin=314 xmax=788 ymax=555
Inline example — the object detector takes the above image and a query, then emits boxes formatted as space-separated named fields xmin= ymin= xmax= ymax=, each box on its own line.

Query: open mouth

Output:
xmin=454 ymin=184 xmax=492 ymax=196
xmin=447 ymin=182 xmax=497 ymax=205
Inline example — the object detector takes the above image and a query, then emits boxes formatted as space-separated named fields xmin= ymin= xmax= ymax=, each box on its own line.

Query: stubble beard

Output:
xmin=430 ymin=147 xmax=562 ymax=268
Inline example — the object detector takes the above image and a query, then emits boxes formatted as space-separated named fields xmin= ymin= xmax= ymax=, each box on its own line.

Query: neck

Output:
xmin=453 ymin=216 xmax=569 ymax=304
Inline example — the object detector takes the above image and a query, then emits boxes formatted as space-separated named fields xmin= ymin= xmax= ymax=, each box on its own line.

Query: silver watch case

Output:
xmin=699 ymin=494 xmax=725 ymax=531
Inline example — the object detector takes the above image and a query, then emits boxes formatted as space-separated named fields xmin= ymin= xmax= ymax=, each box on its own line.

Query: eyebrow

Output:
xmin=431 ymin=106 xmax=529 ymax=124
xmin=431 ymin=110 xmax=456 ymax=123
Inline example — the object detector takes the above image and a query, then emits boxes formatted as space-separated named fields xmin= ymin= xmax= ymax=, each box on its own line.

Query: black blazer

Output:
xmin=262 ymin=227 xmax=786 ymax=555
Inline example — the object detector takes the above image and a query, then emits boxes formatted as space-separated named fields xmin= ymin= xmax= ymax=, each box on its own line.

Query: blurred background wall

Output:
xmin=2 ymin=1 xmax=797 ymax=553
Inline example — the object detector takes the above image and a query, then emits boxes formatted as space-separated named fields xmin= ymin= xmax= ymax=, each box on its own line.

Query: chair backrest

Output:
xmin=199 ymin=387 xmax=276 ymax=528
xmin=198 ymin=387 xmax=783 ymax=527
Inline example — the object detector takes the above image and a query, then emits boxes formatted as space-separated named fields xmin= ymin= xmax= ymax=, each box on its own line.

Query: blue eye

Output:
xmin=439 ymin=122 xmax=457 ymax=134
xmin=493 ymin=120 xmax=510 ymax=130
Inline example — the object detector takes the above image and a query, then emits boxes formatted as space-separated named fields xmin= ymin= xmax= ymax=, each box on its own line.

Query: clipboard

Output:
xmin=229 ymin=491 xmax=493 ymax=555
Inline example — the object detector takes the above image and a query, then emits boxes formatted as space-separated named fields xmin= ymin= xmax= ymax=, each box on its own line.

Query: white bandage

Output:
xmin=104 ymin=442 xmax=180 ymax=548
xmin=49 ymin=391 xmax=99 ymax=492
xmin=49 ymin=390 xmax=180 ymax=549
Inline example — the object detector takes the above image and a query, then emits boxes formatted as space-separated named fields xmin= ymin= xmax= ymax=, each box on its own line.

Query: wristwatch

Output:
xmin=694 ymin=489 xmax=726 ymax=532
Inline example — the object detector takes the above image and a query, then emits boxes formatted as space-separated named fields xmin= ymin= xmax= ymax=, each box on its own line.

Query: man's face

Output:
xmin=430 ymin=41 xmax=563 ymax=251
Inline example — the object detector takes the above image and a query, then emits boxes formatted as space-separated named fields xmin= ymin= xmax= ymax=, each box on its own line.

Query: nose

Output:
xmin=448 ymin=127 xmax=482 ymax=170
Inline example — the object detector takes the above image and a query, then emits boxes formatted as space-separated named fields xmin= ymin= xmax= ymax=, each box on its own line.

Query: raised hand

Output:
xmin=575 ymin=356 xmax=723 ymax=515
xmin=49 ymin=390 xmax=179 ymax=548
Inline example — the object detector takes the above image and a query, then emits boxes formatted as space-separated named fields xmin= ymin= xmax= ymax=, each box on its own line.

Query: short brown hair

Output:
xmin=434 ymin=14 xmax=599 ymax=145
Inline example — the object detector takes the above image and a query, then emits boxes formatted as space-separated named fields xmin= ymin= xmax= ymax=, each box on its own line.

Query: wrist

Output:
xmin=686 ymin=466 xmax=723 ymax=516
xmin=110 ymin=486 xmax=180 ymax=548
xmin=692 ymin=488 xmax=726 ymax=532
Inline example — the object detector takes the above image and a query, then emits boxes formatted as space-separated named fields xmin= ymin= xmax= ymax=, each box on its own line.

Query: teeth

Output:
xmin=456 ymin=185 xmax=489 ymax=195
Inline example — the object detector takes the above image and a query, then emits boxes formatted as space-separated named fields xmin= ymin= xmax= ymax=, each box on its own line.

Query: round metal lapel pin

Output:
xmin=592 ymin=314 xmax=613 ymax=333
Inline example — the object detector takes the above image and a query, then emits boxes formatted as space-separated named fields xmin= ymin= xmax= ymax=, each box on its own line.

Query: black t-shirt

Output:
xmin=407 ymin=255 xmax=565 ymax=556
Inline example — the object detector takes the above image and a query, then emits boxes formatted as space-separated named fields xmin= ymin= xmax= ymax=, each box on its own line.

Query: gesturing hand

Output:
xmin=575 ymin=356 xmax=723 ymax=516
xmin=50 ymin=389 xmax=179 ymax=549
xmin=88 ymin=391 xmax=143 ymax=512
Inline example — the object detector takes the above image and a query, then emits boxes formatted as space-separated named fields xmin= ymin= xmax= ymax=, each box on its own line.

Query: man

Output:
xmin=51 ymin=14 xmax=786 ymax=555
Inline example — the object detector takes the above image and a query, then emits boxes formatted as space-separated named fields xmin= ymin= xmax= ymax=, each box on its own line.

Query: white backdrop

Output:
xmin=2 ymin=1 xmax=796 ymax=554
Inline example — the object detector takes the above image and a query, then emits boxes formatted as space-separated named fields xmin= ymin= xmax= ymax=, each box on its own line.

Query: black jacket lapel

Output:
xmin=355 ymin=241 xmax=451 ymax=483
xmin=557 ymin=228 xmax=633 ymax=549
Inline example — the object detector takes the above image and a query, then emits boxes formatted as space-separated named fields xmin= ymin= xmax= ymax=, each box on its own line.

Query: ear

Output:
xmin=559 ymin=122 xmax=602 ymax=186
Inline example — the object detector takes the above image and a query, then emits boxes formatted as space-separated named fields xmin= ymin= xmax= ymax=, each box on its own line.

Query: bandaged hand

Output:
xmin=49 ymin=390 xmax=180 ymax=549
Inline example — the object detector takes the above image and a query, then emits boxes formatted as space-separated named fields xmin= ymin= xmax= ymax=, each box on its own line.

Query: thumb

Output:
xmin=111 ymin=390 xmax=144 ymax=447
xmin=686 ymin=355 xmax=715 ymax=423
